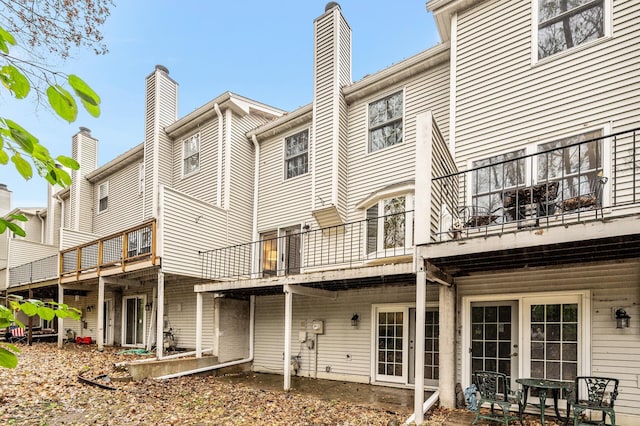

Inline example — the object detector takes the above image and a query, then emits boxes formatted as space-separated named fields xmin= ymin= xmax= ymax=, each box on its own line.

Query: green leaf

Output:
xmin=68 ymin=74 xmax=101 ymax=119
xmin=56 ymin=168 xmax=72 ymax=187
xmin=0 ymin=347 xmax=19 ymax=369
xmin=0 ymin=26 xmax=16 ymax=55
xmin=0 ymin=149 xmax=7 ymax=165
xmin=56 ymin=155 xmax=79 ymax=170
xmin=9 ymin=213 xmax=27 ymax=222
xmin=5 ymin=220 xmax=25 ymax=237
xmin=37 ymin=306 xmax=56 ymax=321
xmin=0 ymin=65 xmax=30 ymax=99
xmin=18 ymin=302 xmax=37 ymax=316
xmin=4 ymin=119 xmax=37 ymax=154
xmin=11 ymin=153 xmax=33 ymax=180
xmin=46 ymin=85 xmax=78 ymax=122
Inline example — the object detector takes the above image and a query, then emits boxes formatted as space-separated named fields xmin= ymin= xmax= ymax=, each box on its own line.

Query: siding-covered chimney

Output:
xmin=311 ymin=2 xmax=351 ymax=226
xmin=0 ymin=184 xmax=11 ymax=218
xmin=70 ymin=127 xmax=98 ymax=232
xmin=143 ymin=65 xmax=178 ymax=219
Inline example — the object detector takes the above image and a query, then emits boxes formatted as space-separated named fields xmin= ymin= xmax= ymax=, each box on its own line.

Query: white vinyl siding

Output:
xmin=455 ymin=259 xmax=640 ymax=419
xmin=454 ymin=0 xmax=639 ymax=174
xmin=97 ymin=182 xmax=108 ymax=213
xmin=182 ymin=133 xmax=200 ymax=177
xmin=163 ymin=283 xmax=216 ymax=351
xmin=138 ymin=163 xmax=144 ymax=195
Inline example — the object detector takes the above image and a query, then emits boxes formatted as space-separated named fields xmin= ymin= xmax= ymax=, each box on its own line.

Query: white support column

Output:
xmin=439 ymin=282 xmax=456 ymax=408
xmin=57 ymin=285 xmax=64 ymax=348
xmin=414 ymin=269 xmax=427 ymax=425
xmin=195 ymin=292 xmax=203 ymax=358
xmin=156 ymin=271 xmax=165 ymax=360
xmin=97 ymin=277 xmax=105 ymax=352
xmin=283 ymin=286 xmax=293 ymax=391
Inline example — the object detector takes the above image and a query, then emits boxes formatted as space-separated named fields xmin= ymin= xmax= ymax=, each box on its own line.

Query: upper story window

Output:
xmin=366 ymin=195 xmax=413 ymax=255
xmin=368 ymin=91 xmax=403 ymax=152
xmin=537 ymin=0 xmax=605 ymax=60
xmin=98 ymin=182 xmax=109 ymax=213
xmin=182 ymin=133 xmax=200 ymax=176
xmin=471 ymin=150 xmax=526 ymax=213
xmin=284 ymin=129 xmax=309 ymax=179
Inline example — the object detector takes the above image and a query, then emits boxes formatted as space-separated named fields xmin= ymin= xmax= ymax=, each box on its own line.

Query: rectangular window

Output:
xmin=284 ymin=130 xmax=308 ymax=179
xmin=182 ymin=134 xmax=200 ymax=176
xmin=366 ymin=196 xmax=412 ymax=255
xmin=368 ymin=91 xmax=403 ymax=152
xmin=98 ymin=182 xmax=108 ymax=213
xmin=537 ymin=129 xmax=603 ymax=206
xmin=537 ymin=0 xmax=605 ymax=60
xmin=471 ymin=150 xmax=526 ymax=213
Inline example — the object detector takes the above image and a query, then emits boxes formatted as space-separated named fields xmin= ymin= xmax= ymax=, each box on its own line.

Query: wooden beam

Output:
xmin=284 ymin=284 xmax=337 ymax=299
xmin=425 ymin=261 xmax=453 ymax=287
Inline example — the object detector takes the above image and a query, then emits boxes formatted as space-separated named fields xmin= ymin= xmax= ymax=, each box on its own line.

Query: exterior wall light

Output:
xmin=351 ymin=313 xmax=359 ymax=327
xmin=145 ymin=303 xmax=153 ymax=312
xmin=615 ymin=308 xmax=630 ymax=329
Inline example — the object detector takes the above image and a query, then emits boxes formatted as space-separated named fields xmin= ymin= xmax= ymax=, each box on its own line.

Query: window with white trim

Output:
xmin=366 ymin=195 xmax=413 ymax=255
xmin=182 ymin=133 xmax=200 ymax=176
xmin=368 ymin=91 xmax=403 ymax=152
xmin=98 ymin=182 xmax=108 ymax=213
xmin=284 ymin=130 xmax=308 ymax=179
xmin=537 ymin=0 xmax=605 ymax=60
xmin=471 ymin=150 xmax=526 ymax=213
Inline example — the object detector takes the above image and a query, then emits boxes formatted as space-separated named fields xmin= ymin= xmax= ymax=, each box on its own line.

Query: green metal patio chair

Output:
xmin=472 ymin=371 xmax=522 ymax=425
xmin=571 ymin=376 xmax=618 ymax=426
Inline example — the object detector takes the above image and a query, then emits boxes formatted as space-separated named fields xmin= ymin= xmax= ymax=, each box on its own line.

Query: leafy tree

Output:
xmin=0 ymin=296 xmax=81 ymax=368
xmin=0 ymin=0 xmax=113 ymax=234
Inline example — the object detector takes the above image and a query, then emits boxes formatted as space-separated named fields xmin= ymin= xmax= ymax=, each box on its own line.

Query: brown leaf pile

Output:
xmin=0 ymin=343 xmax=411 ymax=425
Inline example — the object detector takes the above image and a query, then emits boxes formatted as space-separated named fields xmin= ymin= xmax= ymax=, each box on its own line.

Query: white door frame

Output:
xmin=461 ymin=290 xmax=591 ymax=390
xmin=121 ymin=294 xmax=147 ymax=347
xmin=103 ymin=298 xmax=114 ymax=346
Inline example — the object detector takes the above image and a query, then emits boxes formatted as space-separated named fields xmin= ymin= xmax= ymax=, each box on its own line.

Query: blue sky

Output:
xmin=3 ymin=1 xmax=441 ymax=208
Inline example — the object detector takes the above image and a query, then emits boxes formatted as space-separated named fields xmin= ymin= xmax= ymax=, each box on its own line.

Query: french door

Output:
xmin=409 ymin=308 xmax=440 ymax=386
xmin=122 ymin=295 xmax=146 ymax=347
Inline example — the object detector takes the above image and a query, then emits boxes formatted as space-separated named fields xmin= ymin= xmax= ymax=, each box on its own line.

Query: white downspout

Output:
xmin=251 ymin=135 xmax=260 ymax=278
xmin=154 ymin=295 xmax=255 ymax=379
xmin=36 ymin=210 xmax=45 ymax=244
xmin=224 ymin=108 xmax=232 ymax=210
xmin=214 ymin=103 xmax=223 ymax=208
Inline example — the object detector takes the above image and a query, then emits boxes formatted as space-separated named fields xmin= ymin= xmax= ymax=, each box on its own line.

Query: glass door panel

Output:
xmin=376 ymin=310 xmax=406 ymax=383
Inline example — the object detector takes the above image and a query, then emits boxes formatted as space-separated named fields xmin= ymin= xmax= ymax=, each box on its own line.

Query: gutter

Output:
xmin=214 ymin=103 xmax=223 ymax=207
xmin=154 ymin=295 xmax=255 ymax=380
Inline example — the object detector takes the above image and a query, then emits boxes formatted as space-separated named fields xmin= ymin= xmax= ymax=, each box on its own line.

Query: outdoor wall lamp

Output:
xmin=145 ymin=303 xmax=153 ymax=312
xmin=86 ymin=305 xmax=94 ymax=313
xmin=615 ymin=308 xmax=631 ymax=329
xmin=351 ymin=313 xmax=359 ymax=327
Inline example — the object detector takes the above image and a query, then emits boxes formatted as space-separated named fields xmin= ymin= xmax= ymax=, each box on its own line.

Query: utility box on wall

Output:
xmin=311 ymin=320 xmax=324 ymax=334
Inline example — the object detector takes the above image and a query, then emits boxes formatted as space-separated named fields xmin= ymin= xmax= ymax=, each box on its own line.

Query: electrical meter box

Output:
xmin=311 ymin=320 xmax=324 ymax=334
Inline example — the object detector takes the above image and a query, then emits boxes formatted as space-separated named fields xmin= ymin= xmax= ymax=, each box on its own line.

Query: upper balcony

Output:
xmin=8 ymin=254 xmax=58 ymax=289
xmin=60 ymin=220 xmax=157 ymax=283
xmin=423 ymin=128 xmax=640 ymax=265
xmin=199 ymin=210 xmax=416 ymax=288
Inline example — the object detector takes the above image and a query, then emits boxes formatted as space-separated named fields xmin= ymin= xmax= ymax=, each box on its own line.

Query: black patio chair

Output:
xmin=472 ymin=371 xmax=522 ymax=425
xmin=556 ymin=175 xmax=608 ymax=218
xmin=570 ymin=376 xmax=618 ymax=426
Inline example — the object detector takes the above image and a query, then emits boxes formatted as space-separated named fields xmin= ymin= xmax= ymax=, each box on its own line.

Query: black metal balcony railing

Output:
xmin=60 ymin=220 xmax=156 ymax=280
xmin=8 ymin=254 xmax=58 ymax=287
xmin=200 ymin=211 xmax=415 ymax=281
xmin=433 ymin=128 xmax=639 ymax=240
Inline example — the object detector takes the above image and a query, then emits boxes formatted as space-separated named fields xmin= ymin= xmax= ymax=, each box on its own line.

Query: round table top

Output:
xmin=515 ymin=378 xmax=572 ymax=389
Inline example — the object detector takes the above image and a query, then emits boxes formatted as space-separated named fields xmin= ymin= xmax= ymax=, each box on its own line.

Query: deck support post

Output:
xmin=414 ymin=268 xmax=427 ymax=425
xmin=195 ymin=292 xmax=203 ymax=358
xmin=97 ymin=277 xmax=105 ymax=351
xmin=439 ymin=279 xmax=456 ymax=408
xmin=156 ymin=271 xmax=165 ymax=360
xmin=283 ymin=285 xmax=293 ymax=391
xmin=57 ymin=285 xmax=65 ymax=348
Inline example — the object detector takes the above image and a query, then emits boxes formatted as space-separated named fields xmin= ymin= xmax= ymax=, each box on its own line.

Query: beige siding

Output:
xmin=454 ymin=0 xmax=640 ymax=166
xmin=172 ymin=118 xmax=220 ymax=205
xmin=456 ymin=259 xmax=640 ymax=419
xmin=93 ymin=161 xmax=144 ymax=235
xmin=253 ymin=282 xmax=439 ymax=381
xmin=70 ymin=132 xmax=98 ymax=233
xmin=59 ymin=229 xmax=100 ymax=250
xmin=159 ymin=186 xmax=230 ymax=277
xmin=257 ymin=124 xmax=314 ymax=232
xmin=7 ymin=240 xmax=58 ymax=268
xmin=164 ymin=281 xmax=215 ymax=350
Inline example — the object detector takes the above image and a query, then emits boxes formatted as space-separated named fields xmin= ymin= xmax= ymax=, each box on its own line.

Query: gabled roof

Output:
xmin=3 ymin=207 xmax=46 ymax=220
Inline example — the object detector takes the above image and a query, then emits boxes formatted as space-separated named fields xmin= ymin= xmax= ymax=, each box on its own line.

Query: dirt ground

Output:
xmin=0 ymin=343 xmax=566 ymax=425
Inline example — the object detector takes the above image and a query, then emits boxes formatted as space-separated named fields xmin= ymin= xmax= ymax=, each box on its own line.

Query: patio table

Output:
xmin=516 ymin=378 xmax=572 ymax=426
